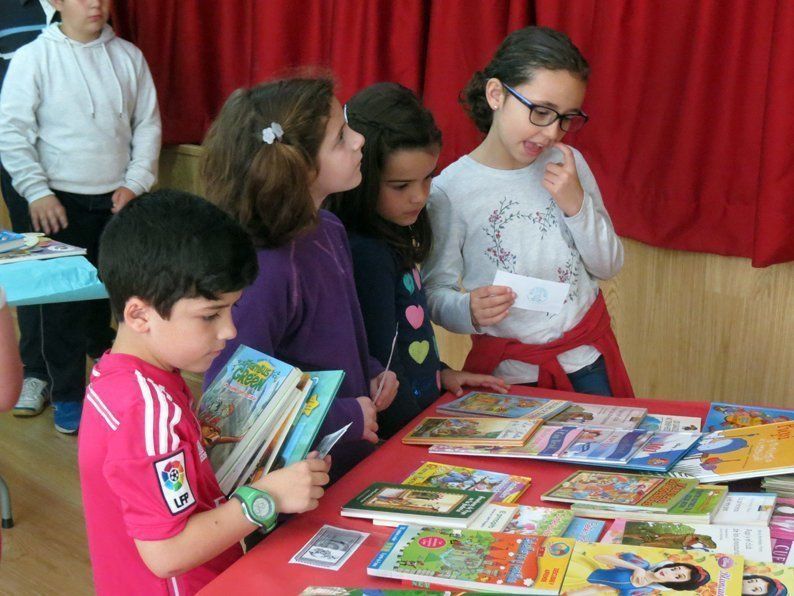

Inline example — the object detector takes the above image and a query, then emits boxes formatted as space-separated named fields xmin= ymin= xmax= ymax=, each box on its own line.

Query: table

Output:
xmin=199 ymin=387 xmax=709 ymax=595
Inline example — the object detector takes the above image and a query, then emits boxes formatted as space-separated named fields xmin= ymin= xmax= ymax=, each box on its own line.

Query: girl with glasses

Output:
xmin=423 ymin=26 xmax=633 ymax=398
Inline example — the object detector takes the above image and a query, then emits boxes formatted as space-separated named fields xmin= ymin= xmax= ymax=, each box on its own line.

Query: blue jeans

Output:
xmin=567 ymin=355 xmax=613 ymax=397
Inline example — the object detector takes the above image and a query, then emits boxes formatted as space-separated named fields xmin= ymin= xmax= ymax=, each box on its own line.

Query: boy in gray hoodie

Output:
xmin=0 ymin=0 xmax=161 ymax=433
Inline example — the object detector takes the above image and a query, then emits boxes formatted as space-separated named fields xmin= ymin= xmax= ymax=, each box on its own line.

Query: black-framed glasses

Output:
xmin=501 ymin=83 xmax=589 ymax=133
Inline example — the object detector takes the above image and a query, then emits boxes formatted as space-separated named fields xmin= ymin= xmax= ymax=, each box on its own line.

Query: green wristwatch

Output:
xmin=231 ymin=486 xmax=277 ymax=532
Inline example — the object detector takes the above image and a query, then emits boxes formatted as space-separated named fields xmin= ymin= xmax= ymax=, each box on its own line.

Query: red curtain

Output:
xmin=112 ymin=0 xmax=794 ymax=266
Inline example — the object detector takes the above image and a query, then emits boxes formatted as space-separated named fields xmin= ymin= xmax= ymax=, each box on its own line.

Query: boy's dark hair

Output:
xmin=461 ymin=26 xmax=590 ymax=133
xmin=201 ymin=77 xmax=335 ymax=248
xmin=325 ymin=82 xmax=441 ymax=268
xmin=654 ymin=562 xmax=711 ymax=591
xmin=99 ymin=189 xmax=258 ymax=320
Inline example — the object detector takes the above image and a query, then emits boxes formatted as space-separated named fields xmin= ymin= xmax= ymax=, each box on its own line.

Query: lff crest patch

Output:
xmin=155 ymin=451 xmax=196 ymax=515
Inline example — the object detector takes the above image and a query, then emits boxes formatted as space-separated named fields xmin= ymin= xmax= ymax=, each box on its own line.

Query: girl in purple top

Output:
xmin=201 ymin=77 xmax=399 ymax=479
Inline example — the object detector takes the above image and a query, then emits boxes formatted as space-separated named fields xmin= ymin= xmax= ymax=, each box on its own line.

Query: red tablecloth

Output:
xmin=199 ymin=387 xmax=709 ymax=595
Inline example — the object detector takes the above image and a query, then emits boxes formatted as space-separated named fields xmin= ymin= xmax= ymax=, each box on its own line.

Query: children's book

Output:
xmin=743 ymin=561 xmax=794 ymax=596
xmin=437 ymin=391 xmax=569 ymax=420
xmin=402 ymin=417 xmax=541 ymax=447
xmin=542 ymin=470 xmax=698 ymax=511
xmin=277 ymin=370 xmax=345 ymax=467
xmin=622 ymin=432 xmax=702 ymax=472
xmin=712 ymin=492 xmax=777 ymax=526
xmin=367 ymin=524 xmax=574 ymax=594
xmin=341 ymin=483 xmax=493 ymax=529
xmin=0 ymin=230 xmax=26 ymax=253
xmin=562 ymin=517 xmax=606 ymax=542
xmin=558 ymin=429 xmax=653 ymax=464
xmin=672 ymin=421 xmax=794 ymax=481
xmin=545 ymin=402 xmax=647 ymax=430
xmin=560 ymin=541 xmax=743 ymax=595
xmin=704 ymin=401 xmax=794 ymax=432
xmin=469 ymin=503 xmax=574 ymax=537
xmin=602 ymin=519 xmax=773 ymax=562
xmin=402 ymin=462 xmax=531 ymax=504
xmin=638 ymin=413 xmax=702 ymax=433
xmin=428 ymin=425 xmax=583 ymax=460
xmin=0 ymin=233 xmax=85 ymax=264
xmin=571 ymin=484 xmax=730 ymax=524
xmin=771 ymin=498 xmax=794 ymax=565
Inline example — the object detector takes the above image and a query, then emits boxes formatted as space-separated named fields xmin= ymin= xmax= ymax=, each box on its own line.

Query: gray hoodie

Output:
xmin=0 ymin=23 xmax=161 ymax=203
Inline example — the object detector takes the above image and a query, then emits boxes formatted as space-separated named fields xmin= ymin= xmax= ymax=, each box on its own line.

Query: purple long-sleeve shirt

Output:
xmin=204 ymin=211 xmax=382 ymax=478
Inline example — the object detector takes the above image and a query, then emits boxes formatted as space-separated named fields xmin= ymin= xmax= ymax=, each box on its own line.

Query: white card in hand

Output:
xmin=315 ymin=422 xmax=352 ymax=458
xmin=493 ymin=269 xmax=570 ymax=314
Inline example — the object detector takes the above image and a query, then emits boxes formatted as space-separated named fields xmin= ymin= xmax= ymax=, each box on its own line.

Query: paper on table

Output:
xmin=493 ymin=269 xmax=569 ymax=315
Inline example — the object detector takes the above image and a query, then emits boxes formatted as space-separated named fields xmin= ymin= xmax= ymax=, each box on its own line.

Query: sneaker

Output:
xmin=12 ymin=378 xmax=49 ymax=417
xmin=53 ymin=401 xmax=82 ymax=434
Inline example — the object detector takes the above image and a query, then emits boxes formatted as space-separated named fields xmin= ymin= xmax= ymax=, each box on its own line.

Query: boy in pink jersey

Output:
xmin=78 ymin=190 xmax=331 ymax=595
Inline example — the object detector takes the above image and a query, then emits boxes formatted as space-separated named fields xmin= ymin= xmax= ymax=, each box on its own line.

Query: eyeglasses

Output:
xmin=501 ymin=83 xmax=588 ymax=133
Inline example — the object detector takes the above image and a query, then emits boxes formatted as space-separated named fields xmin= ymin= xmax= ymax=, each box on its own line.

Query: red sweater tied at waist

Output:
xmin=463 ymin=292 xmax=635 ymax=398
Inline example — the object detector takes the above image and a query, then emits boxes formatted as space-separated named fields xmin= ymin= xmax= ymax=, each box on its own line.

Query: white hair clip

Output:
xmin=262 ymin=122 xmax=284 ymax=145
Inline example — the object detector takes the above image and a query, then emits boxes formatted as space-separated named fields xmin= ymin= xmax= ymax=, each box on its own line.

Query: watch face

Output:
xmin=251 ymin=495 xmax=274 ymax=520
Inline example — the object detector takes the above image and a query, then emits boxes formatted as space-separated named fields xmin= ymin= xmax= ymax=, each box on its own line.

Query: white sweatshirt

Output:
xmin=0 ymin=24 xmax=161 ymax=203
xmin=423 ymin=148 xmax=624 ymax=384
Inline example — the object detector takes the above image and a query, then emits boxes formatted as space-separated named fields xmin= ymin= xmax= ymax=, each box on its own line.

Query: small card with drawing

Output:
xmin=493 ymin=269 xmax=569 ymax=314
xmin=289 ymin=525 xmax=369 ymax=570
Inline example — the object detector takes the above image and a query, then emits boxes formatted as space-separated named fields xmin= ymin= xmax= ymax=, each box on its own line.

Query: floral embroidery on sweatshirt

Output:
xmin=482 ymin=198 xmax=533 ymax=271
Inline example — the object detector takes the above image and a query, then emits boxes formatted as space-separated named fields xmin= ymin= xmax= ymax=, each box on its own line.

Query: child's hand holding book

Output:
xmin=252 ymin=453 xmax=331 ymax=514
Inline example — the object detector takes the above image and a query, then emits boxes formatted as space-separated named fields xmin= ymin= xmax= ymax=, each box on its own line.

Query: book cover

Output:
xmin=560 ymin=542 xmax=743 ymax=595
xmin=402 ymin=462 xmax=531 ymax=504
xmin=771 ymin=498 xmax=794 ymax=565
xmin=604 ymin=519 xmax=772 ymax=562
xmin=571 ymin=485 xmax=729 ymax=524
xmin=562 ymin=518 xmax=606 ymax=542
xmin=704 ymin=402 xmax=794 ymax=432
xmin=278 ymin=369 xmax=345 ymax=466
xmin=437 ymin=391 xmax=569 ymax=420
xmin=558 ymin=429 xmax=653 ymax=464
xmin=402 ymin=417 xmax=541 ymax=446
xmin=0 ymin=234 xmax=86 ymax=264
xmin=197 ymin=345 xmax=302 ymax=472
xmin=0 ymin=230 xmax=26 ymax=253
xmin=672 ymin=421 xmax=794 ymax=481
xmin=425 ymin=425 xmax=582 ymax=460
xmin=368 ymin=524 xmax=574 ymax=594
xmin=713 ymin=493 xmax=777 ymax=526
xmin=743 ymin=561 xmax=794 ymax=596
xmin=542 ymin=470 xmax=698 ymax=511
xmin=545 ymin=403 xmax=647 ymax=430
xmin=624 ymin=432 xmax=702 ymax=472
xmin=470 ymin=503 xmax=575 ymax=538
xmin=638 ymin=414 xmax=702 ymax=433
xmin=341 ymin=483 xmax=492 ymax=528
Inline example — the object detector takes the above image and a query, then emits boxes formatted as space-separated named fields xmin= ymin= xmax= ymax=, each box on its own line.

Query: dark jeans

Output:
xmin=1 ymin=167 xmax=115 ymax=403
xmin=524 ymin=355 xmax=613 ymax=397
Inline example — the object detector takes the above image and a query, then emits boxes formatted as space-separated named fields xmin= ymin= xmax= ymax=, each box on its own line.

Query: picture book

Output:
xmin=672 ymin=421 xmax=794 ymax=481
xmin=469 ymin=503 xmax=574 ymax=537
xmin=278 ymin=369 xmax=345 ymax=466
xmin=437 ymin=391 xmax=569 ymax=420
xmin=0 ymin=230 xmax=26 ymax=253
xmin=542 ymin=470 xmax=698 ymax=511
xmin=368 ymin=524 xmax=574 ymax=594
xmin=602 ymin=519 xmax=772 ymax=562
xmin=197 ymin=345 xmax=302 ymax=473
xmin=402 ymin=462 xmax=531 ymax=504
xmin=560 ymin=542 xmax=743 ymax=595
xmin=428 ymin=426 xmax=583 ymax=460
xmin=545 ymin=403 xmax=646 ymax=430
xmin=764 ymin=475 xmax=794 ymax=499
xmin=571 ymin=485 xmax=729 ymax=524
xmin=558 ymin=429 xmax=653 ymax=464
xmin=0 ymin=233 xmax=85 ymax=264
xmin=743 ymin=561 xmax=794 ymax=596
xmin=704 ymin=401 xmax=794 ymax=432
xmin=638 ymin=414 xmax=702 ymax=434
xmin=623 ymin=432 xmax=702 ymax=472
xmin=341 ymin=483 xmax=493 ymax=529
xmin=562 ymin=518 xmax=606 ymax=542
xmin=402 ymin=417 xmax=541 ymax=447
xmin=712 ymin=493 xmax=777 ymax=526
xmin=771 ymin=498 xmax=794 ymax=565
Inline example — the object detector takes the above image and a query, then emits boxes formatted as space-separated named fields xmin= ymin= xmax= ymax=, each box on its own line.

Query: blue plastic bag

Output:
xmin=0 ymin=256 xmax=107 ymax=306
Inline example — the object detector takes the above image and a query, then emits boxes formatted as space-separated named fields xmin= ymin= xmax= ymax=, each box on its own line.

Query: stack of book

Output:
xmin=0 ymin=230 xmax=26 ymax=253
xmin=0 ymin=233 xmax=85 ymax=263
xmin=197 ymin=345 xmax=344 ymax=495
xmin=765 ymin=475 xmax=794 ymax=498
